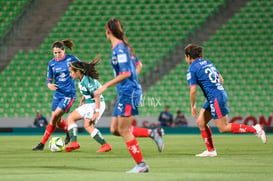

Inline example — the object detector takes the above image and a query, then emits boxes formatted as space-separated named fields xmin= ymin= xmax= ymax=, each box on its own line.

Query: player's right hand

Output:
xmin=47 ymin=83 xmax=58 ymax=91
xmin=191 ymin=106 xmax=198 ymax=118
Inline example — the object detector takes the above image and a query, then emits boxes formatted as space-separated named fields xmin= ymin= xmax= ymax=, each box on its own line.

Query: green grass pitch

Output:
xmin=0 ymin=135 xmax=272 ymax=181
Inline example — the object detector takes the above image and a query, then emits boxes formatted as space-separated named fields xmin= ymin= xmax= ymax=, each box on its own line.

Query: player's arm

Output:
xmin=218 ymin=73 xmax=224 ymax=84
xmin=91 ymin=92 xmax=101 ymax=122
xmin=46 ymin=63 xmax=57 ymax=91
xmin=94 ymin=52 xmax=131 ymax=96
xmin=136 ymin=61 xmax=142 ymax=76
xmin=97 ymin=73 xmax=130 ymax=94
xmin=79 ymin=95 xmax=85 ymax=107
xmin=189 ymin=85 xmax=198 ymax=118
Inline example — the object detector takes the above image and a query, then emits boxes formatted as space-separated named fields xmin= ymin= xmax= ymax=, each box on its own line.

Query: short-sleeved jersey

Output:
xmin=110 ymin=41 xmax=141 ymax=95
xmin=187 ymin=58 xmax=225 ymax=100
xmin=78 ymin=75 xmax=104 ymax=104
xmin=47 ymin=54 xmax=79 ymax=96
xmin=133 ymin=57 xmax=141 ymax=67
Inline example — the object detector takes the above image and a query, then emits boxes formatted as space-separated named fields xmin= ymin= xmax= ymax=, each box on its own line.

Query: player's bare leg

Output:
xmin=196 ymin=109 xmax=217 ymax=157
xmin=214 ymin=115 xmax=267 ymax=143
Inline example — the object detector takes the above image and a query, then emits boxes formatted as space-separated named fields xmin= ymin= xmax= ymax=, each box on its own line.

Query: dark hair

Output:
xmin=177 ymin=110 xmax=182 ymax=114
xmin=70 ymin=55 xmax=101 ymax=79
xmin=106 ymin=18 xmax=135 ymax=56
xmin=184 ymin=44 xmax=203 ymax=59
xmin=52 ymin=39 xmax=74 ymax=51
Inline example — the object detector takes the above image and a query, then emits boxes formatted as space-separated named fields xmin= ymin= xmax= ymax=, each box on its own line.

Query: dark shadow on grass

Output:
xmin=0 ymin=165 xmax=120 ymax=173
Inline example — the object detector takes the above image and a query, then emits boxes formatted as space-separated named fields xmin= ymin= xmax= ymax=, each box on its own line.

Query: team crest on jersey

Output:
xmin=80 ymin=86 xmax=87 ymax=92
xmin=112 ymin=55 xmax=118 ymax=65
xmin=66 ymin=60 xmax=72 ymax=67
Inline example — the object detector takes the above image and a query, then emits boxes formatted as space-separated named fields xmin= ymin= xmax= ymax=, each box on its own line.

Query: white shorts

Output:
xmin=76 ymin=101 xmax=105 ymax=124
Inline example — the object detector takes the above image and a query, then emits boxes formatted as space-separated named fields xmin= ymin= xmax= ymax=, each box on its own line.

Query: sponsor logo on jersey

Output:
xmin=117 ymin=54 xmax=127 ymax=63
xmin=59 ymin=72 xmax=66 ymax=81
xmin=55 ymin=67 xmax=62 ymax=73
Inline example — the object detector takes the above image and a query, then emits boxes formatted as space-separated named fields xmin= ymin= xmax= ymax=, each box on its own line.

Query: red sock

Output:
xmin=126 ymin=138 xmax=144 ymax=164
xmin=130 ymin=126 xmax=150 ymax=137
xmin=200 ymin=127 xmax=214 ymax=151
xmin=41 ymin=124 xmax=56 ymax=144
xmin=231 ymin=123 xmax=256 ymax=133
xmin=57 ymin=119 xmax=69 ymax=134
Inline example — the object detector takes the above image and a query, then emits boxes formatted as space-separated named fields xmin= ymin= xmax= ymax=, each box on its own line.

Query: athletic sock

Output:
xmin=231 ymin=123 xmax=256 ymax=133
xmin=68 ymin=123 xmax=78 ymax=142
xmin=200 ymin=127 xmax=214 ymax=152
xmin=57 ymin=119 xmax=69 ymax=134
xmin=41 ymin=124 xmax=56 ymax=144
xmin=91 ymin=128 xmax=106 ymax=145
xmin=130 ymin=126 xmax=151 ymax=137
xmin=126 ymin=138 xmax=144 ymax=164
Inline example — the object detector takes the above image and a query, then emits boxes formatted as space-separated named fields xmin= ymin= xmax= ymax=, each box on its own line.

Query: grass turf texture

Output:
xmin=0 ymin=135 xmax=272 ymax=181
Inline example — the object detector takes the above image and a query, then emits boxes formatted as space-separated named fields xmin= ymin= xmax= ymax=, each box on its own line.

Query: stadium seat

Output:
xmin=139 ymin=0 xmax=272 ymax=116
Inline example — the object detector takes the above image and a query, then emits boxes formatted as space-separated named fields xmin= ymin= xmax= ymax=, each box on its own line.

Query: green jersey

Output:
xmin=78 ymin=75 xmax=104 ymax=103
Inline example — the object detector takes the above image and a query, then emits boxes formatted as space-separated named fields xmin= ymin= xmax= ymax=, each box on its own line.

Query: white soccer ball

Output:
xmin=49 ymin=137 xmax=65 ymax=152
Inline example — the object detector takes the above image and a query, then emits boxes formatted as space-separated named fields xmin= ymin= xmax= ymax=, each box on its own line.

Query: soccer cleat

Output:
xmin=253 ymin=124 xmax=267 ymax=144
xmin=65 ymin=141 xmax=80 ymax=152
xmin=32 ymin=143 xmax=45 ymax=151
xmin=150 ymin=128 xmax=165 ymax=152
xmin=126 ymin=162 xmax=149 ymax=173
xmin=64 ymin=134 xmax=70 ymax=145
xmin=195 ymin=149 xmax=217 ymax=157
xmin=96 ymin=143 xmax=112 ymax=153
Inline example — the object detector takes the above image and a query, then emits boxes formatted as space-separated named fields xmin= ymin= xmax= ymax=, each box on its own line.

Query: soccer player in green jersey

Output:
xmin=65 ymin=56 xmax=112 ymax=152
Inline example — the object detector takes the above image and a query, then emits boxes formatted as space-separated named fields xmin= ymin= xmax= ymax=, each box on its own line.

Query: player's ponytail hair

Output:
xmin=106 ymin=18 xmax=135 ymax=57
xmin=184 ymin=44 xmax=203 ymax=59
xmin=52 ymin=39 xmax=74 ymax=51
xmin=69 ymin=55 xmax=101 ymax=79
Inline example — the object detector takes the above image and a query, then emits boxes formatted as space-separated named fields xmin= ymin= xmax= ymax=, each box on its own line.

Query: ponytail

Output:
xmin=52 ymin=39 xmax=74 ymax=51
xmin=106 ymin=18 xmax=135 ymax=57
xmin=70 ymin=55 xmax=101 ymax=79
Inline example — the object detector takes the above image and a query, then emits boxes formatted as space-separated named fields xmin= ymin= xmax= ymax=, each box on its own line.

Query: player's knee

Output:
xmin=67 ymin=115 xmax=73 ymax=125
xmin=196 ymin=119 xmax=205 ymax=129
xmin=117 ymin=127 xmax=129 ymax=137
xmin=218 ymin=127 xmax=228 ymax=133
xmin=110 ymin=126 xmax=119 ymax=136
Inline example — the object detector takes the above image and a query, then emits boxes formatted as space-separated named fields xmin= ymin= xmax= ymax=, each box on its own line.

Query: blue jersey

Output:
xmin=111 ymin=41 xmax=141 ymax=95
xmin=47 ymin=54 xmax=79 ymax=96
xmin=187 ymin=58 xmax=226 ymax=100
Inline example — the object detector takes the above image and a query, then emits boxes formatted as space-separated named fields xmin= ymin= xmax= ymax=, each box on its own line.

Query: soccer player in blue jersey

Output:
xmin=65 ymin=57 xmax=112 ymax=153
xmin=94 ymin=18 xmax=152 ymax=173
xmin=185 ymin=44 xmax=267 ymax=157
xmin=32 ymin=39 xmax=80 ymax=151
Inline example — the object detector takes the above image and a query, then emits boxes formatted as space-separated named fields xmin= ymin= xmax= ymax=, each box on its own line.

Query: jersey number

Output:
xmin=205 ymin=67 xmax=219 ymax=83
xmin=63 ymin=97 xmax=72 ymax=107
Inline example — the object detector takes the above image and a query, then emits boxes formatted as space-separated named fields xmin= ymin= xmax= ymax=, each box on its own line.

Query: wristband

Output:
xmin=95 ymin=108 xmax=100 ymax=112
